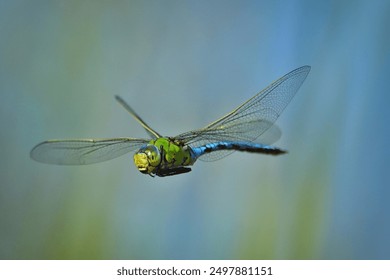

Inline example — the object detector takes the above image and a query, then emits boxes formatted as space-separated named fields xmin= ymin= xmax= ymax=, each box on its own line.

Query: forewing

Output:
xmin=30 ymin=138 xmax=149 ymax=165
xmin=175 ymin=66 xmax=311 ymax=161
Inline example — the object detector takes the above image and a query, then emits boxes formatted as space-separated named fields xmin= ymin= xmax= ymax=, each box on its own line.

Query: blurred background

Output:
xmin=1 ymin=0 xmax=389 ymax=259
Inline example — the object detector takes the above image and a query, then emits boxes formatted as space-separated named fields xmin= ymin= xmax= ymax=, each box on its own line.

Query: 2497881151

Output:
xmin=209 ymin=266 xmax=273 ymax=276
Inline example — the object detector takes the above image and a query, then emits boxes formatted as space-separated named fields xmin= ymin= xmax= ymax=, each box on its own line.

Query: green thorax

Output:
xmin=150 ymin=137 xmax=193 ymax=168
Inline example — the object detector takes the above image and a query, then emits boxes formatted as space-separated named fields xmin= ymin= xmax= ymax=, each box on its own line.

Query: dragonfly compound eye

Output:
xmin=144 ymin=145 xmax=161 ymax=167
xmin=133 ymin=145 xmax=161 ymax=174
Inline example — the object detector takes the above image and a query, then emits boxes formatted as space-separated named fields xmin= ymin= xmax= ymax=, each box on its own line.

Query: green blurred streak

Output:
xmin=289 ymin=170 xmax=328 ymax=259
xmin=240 ymin=209 xmax=279 ymax=259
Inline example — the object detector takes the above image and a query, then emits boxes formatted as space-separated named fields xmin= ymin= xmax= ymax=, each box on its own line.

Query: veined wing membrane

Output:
xmin=175 ymin=66 xmax=311 ymax=161
xmin=30 ymin=138 xmax=149 ymax=165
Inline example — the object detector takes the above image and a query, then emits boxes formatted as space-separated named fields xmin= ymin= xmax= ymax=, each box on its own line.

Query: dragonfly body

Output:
xmin=31 ymin=66 xmax=311 ymax=177
xmin=134 ymin=138 xmax=286 ymax=176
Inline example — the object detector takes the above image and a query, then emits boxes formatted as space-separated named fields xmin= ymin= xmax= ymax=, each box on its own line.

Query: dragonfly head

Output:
xmin=133 ymin=144 xmax=162 ymax=175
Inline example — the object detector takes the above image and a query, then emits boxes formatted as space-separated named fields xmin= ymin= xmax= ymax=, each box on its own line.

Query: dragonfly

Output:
xmin=30 ymin=66 xmax=311 ymax=177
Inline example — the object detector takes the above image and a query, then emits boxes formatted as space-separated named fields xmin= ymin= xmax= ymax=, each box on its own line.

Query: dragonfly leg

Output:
xmin=156 ymin=167 xmax=192 ymax=177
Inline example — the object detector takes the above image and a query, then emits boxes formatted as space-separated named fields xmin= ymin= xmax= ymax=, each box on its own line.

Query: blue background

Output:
xmin=1 ymin=0 xmax=389 ymax=259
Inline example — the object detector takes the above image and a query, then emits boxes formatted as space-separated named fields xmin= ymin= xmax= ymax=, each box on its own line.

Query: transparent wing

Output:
xmin=175 ymin=66 xmax=311 ymax=161
xmin=30 ymin=138 xmax=150 ymax=165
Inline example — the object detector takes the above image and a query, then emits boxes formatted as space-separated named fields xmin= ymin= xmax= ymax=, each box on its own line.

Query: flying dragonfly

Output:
xmin=30 ymin=66 xmax=311 ymax=177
